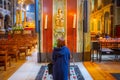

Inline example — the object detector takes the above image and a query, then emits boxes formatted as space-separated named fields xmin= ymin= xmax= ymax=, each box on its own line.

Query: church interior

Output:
xmin=0 ymin=0 xmax=120 ymax=80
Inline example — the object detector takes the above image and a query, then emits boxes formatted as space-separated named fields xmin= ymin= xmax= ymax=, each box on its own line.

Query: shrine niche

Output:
xmin=53 ymin=0 xmax=66 ymax=47
xmin=54 ymin=8 xmax=65 ymax=47
xmin=41 ymin=0 xmax=78 ymax=53
xmin=40 ymin=0 xmax=90 ymax=54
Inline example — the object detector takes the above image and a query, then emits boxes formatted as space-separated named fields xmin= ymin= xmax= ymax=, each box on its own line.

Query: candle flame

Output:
xmin=44 ymin=15 xmax=48 ymax=29
xmin=73 ymin=14 xmax=76 ymax=28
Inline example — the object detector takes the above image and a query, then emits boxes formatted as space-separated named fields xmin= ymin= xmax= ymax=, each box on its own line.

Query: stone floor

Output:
xmin=1 ymin=49 xmax=92 ymax=80
xmin=1 ymin=47 xmax=120 ymax=80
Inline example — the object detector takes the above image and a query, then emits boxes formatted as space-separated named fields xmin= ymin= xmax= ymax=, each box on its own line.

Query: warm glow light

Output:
xmin=93 ymin=18 xmax=96 ymax=22
xmin=44 ymin=15 xmax=48 ymax=29
xmin=73 ymin=14 xmax=76 ymax=28
xmin=18 ymin=0 xmax=24 ymax=4
xmin=26 ymin=5 xmax=29 ymax=11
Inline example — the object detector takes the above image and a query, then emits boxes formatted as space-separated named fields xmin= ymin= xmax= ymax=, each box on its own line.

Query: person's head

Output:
xmin=57 ymin=38 xmax=65 ymax=48
xmin=105 ymin=33 xmax=109 ymax=37
xmin=105 ymin=33 xmax=110 ymax=38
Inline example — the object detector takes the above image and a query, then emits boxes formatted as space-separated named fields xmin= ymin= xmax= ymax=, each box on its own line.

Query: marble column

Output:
xmin=6 ymin=0 xmax=8 ymax=10
xmin=2 ymin=0 xmax=4 ymax=9
xmin=19 ymin=5 xmax=23 ymax=26
xmin=24 ymin=11 xmax=26 ymax=28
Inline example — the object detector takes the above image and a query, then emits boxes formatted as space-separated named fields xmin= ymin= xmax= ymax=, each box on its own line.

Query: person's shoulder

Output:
xmin=62 ymin=46 xmax=69 ymax=50
xmin=62 ymin=46 xmax=67 ymax=48
xmin=53 ymin=47 xmax=62 ymax=51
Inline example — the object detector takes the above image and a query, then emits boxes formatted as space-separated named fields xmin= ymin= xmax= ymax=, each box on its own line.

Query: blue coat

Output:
xmin=52 ymin=46 xmax=70 ymax=80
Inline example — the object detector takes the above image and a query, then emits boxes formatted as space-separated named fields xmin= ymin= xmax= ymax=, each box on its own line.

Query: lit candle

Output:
xmin=45 ymin=15 xmax=48 ymax=29
xmin=73 ymin=14 xmax=76 ymax=28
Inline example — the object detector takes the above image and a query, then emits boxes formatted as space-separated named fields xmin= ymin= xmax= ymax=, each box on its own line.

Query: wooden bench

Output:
xmin=18 ymin=46 xmax=28 ymax=59
xmin=7 ymin=45 xmax=19 ymax=62
xmin=0 ymin=51 xmax=11 ymax=71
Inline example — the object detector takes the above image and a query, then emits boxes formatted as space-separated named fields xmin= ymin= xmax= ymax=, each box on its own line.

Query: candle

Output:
xmin=45 ymin=15 xmax=48 ymax=29
xmin=73 ymin=14 xmax=76 ymax=28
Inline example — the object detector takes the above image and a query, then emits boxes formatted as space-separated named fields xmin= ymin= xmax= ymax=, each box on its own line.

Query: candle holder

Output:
xmin=73 ymin=14 xmax=76 ymax=28
xmin=44 ymin=28 xmax=48 ymax=63
xmin=72 ymin=15 xmax=76 ymax=65
xmin=44 ymin=15 xmax=48 ymax=29
xmin=44 ymin=15 xmax=48 ymax=63
xmin=72 ymin=14 xmax=76 ymax=52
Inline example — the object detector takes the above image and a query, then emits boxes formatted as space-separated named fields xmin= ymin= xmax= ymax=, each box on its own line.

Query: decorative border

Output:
xmin=35 ymin=65 xmax=85 ymax=80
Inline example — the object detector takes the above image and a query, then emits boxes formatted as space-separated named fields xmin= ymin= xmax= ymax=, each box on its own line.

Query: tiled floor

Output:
xmin=8 ymin=50 xmax=92 ymax=80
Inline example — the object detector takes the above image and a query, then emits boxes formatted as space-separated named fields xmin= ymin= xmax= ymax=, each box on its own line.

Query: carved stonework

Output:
xmin=53 ymin=0 xmax=66 ymax=47
xmin=54 ymin=9 xmax=65 ymax=40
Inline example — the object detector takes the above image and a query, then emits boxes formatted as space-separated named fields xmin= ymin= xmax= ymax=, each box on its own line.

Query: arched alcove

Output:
xmin=4 ymin=14 xmax=11 ymax=30
xmin=104 ymin=12 xmax=109 ymax=34
xmin=0 ymin=13 xmax=4 ymax=29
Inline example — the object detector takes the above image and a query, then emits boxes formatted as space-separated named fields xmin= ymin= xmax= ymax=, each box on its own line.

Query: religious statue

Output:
xmin=55 ymin=8 xmax=64 ymax=27
xmin=54 ymin=8 xmax=65 ymax=47
xmin=55 ymin=8 xmax=64 ymax=32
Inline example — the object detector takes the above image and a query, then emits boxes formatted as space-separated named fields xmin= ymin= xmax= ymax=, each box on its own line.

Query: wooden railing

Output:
xmin=98 ymin=38 xmax=120 ymax=62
